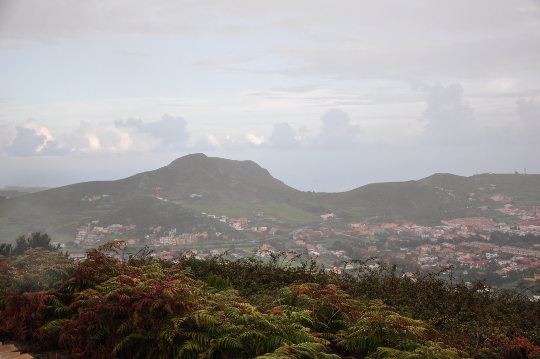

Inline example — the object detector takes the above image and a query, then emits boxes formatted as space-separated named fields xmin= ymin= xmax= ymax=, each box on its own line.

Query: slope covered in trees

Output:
xmin=1 ymin=236 xmax=540 ymax=358
xmin=3 ymin=154 xmax=540 ymax=241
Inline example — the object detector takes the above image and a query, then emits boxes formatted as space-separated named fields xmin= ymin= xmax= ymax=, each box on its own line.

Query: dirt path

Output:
xmin=0 ymin=342 xmax=33 ymax=359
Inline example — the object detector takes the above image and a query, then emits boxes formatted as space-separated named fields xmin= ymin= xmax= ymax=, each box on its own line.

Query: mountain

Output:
xmin=0 ymin=153 xmax=539 ymax=243
xmin=0 ymin=154 xmax=319 ymax=242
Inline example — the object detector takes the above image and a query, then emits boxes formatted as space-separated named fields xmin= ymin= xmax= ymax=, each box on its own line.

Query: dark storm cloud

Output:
xmin=5 ymin=126 xmax=68 ymax=156
xmin=115 ymin=114 xmax=190 ymax=148
xmin=269 ymin=123 xmax=300 ymax=149
xmin=318 ymin=109 xmax=360 ymax=148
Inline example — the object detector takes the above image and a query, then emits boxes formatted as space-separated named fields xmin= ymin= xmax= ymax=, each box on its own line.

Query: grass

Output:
xmin=483 ymin=210 xmax=523 ymax=224
xmin=0 ymin=217 xmax=26 ymax=243
xmin=259 ymin=202 xmax=320 ymax=223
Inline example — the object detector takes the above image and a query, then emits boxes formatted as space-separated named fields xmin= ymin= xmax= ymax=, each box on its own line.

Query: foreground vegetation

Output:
xmin=1 ymin=234 xmax=540 ymax=358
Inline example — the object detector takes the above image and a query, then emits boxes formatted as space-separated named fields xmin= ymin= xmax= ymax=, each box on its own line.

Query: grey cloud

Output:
xmin=0 ymin=124 xmax=16 ymax=147
xmin=265 ymin=3 xmax=540 ymax=82
xmin=269 ymin=123 xmax=300 ymax=149
xmin=271 ymin=84 xmax=321 ymax=93
xmin=0 ymin=1 xmax=287 ymax=47
xmin=516 ymin=96 xmax=540 ymax=128
xmin=318 ymin=109 xmax=360 ymax=148
xmin=298 ymin=125 xmax=311 ymax=134
xmin=5 ymin=126 xmax=68 ymax=156
xmin=192 ymin=138 xmax=218 ymax=152
xmin=190 ymin=56 xmax=253 ymax=68
xmin=420 ymin=83 xmax=477 ymax=144
xmin=116 ymin=114 xmax=189 ymax=149
xmin=508 ymin=95 xmax=540 ymax=144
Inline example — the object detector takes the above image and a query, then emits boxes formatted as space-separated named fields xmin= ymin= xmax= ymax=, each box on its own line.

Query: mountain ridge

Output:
xmin=1 ymin=153 xmax=539 ymax=242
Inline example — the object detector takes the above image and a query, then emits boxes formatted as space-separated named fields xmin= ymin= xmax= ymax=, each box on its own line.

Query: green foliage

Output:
xmin=335 ymin=299 xmax=429 ymax=356
xmin=1 ymin=239 xmax=540 ymax=359
xmin=255 ymin=342 xmax=340 ymax=359
xmin=11 ymin=232 xmax=61 ymax=255
xmin=0 ymin=247 xmax=75 ymax=293
xmin=207 ymin=273 xmax=229 ymax=291
xmin=366 ymin=341 xmax=469 ymax=359
xmin=185 ymin=252 xmax=329 ymax=297
xmin=0 ymin=243 xmax=12 ymax=257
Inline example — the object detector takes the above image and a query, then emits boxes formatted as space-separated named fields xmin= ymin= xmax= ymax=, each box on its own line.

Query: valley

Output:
xmin=1 ymin=153 xmax=540 ymax=291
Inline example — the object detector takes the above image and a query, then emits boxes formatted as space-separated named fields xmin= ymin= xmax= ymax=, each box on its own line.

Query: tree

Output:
xmin=0 ymin=243 xmax=12 ymax=257
xmin=11 ymin=232 xmax=60 ymax=255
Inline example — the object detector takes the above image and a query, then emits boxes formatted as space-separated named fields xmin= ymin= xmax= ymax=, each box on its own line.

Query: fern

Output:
xmin=255 ymin=342 xmax=340 ymax=359
xmin=366 ymin=341 xmax=470 ymax=359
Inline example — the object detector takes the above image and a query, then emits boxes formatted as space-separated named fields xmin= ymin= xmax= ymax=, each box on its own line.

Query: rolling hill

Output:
xmin=1 ymin=153 xmax=539 ymax=243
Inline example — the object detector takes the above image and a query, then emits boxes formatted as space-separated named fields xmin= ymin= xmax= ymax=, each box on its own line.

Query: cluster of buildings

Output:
xmin=75 ymin=221 xmax=136 ymax=245
xmin=497 ymin=205 xmax=540 ymax=223
xmin=284 ymin=214 xmax=540 ymax=279
xmin=80 ymin=194 xmax=109 ymax=202
xmin=411 ymin=241 xmax=540 ymax=272
xmin=149 ymin=230 xmax=209 ymax=246
xmin=340 ymin=215 xmax=540 ymax=244
xmin=200 ymin=211 xmax=279 ymax=238
xmin=293 ymin=228 xmax=332 ymax=241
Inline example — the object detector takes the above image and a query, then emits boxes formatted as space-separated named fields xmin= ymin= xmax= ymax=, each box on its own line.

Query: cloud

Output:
xmin=318 ymin=109 xmax=360 ymax=148
xmin=516 ymin=95 xmax=540 ymax=128
xmin=192 ymin=131 xmax=271 ymax=152
xmin=509 ymin=95 xmax=540 ymax=144
xmin=271 ymin=84 xmax=321 ymax=94
xmin=0 ymin=124 xmax=16 ymax=148
xmin=64 ymin=121 xmax=101 ymax=152
xmin=5 ymin=120 xmax=68 ymax=156
xmin=190 ymin=56 xmax=253 ymax=69
xmin=198 ymin=109 xmax=361 ymax=152
xmin=419 ymin=83 xmax=477 ymax=144
xmin=244 ymin=132 xmax=265 ymax=146
xmin=115 ymin=114 xmax=189 ymax=150
xmin=269 ymin=123 xmax=300 ymax=149
xmin=102 ymin=124 xmax=133 ymax=153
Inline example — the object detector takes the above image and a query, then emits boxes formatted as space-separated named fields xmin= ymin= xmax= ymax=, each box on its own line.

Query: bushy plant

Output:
xmin=1 ymin=239 xmax=540 ymax=358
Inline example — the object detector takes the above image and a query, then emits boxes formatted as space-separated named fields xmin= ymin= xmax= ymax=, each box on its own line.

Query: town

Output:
xmin=71 ymin=192 xmax=540 ymax=291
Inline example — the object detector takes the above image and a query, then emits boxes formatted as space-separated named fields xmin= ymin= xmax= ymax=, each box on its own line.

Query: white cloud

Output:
xmin=206 ymin=134 xmax=221 ymax=147
xmin=103 ymin=124 xmax=133 ymax=153
xmin=244 ymin=132 xmax=265 ymax=145
xmin=488 ymin=78 xmax=517 ymax=92
xmin=64 ymin=121 xmax=101 ymax=152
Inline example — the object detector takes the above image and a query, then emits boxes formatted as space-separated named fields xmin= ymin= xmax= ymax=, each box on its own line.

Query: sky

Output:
xmin=1 ymin=1 xmax=539 ymax=192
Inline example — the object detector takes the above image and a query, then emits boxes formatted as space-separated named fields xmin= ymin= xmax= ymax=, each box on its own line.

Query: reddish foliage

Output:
xmin=0 ymin=291 xmax=55 ymax=342
xmin=500 ymin=336 xmax=540 ymax=359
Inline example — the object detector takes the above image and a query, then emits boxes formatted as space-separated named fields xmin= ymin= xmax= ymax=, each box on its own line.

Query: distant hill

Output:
xmin=0 ymin=153 xmax=539 ymax=242
xmin=0 ymin=186 xmax=53 ymax=198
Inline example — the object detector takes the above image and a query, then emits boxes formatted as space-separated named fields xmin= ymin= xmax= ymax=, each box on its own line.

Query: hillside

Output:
xmin=0 ymin=154 xmax=319 ymax=242
xmin=1 ymin=153 xmax=539 ymax=242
